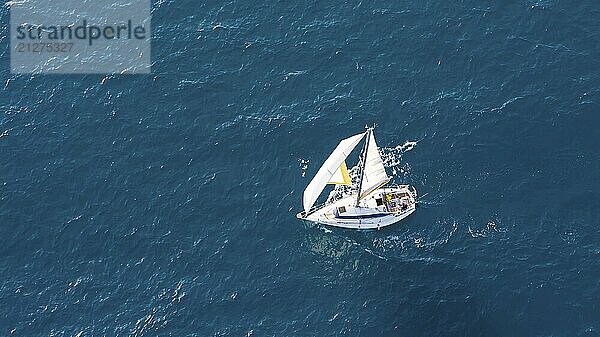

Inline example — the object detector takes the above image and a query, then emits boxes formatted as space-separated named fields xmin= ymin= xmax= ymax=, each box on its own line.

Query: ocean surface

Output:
xmin=1 ymin=0 xmax=599 ymax=336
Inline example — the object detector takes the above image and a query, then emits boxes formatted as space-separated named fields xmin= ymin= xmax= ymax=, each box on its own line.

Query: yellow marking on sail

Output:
xmin=327 ymin=161 xmax=352 ymax=185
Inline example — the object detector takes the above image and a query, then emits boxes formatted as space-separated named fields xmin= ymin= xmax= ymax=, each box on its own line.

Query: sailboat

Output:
xmin=296 ymin=127 xmax=417 ymax=229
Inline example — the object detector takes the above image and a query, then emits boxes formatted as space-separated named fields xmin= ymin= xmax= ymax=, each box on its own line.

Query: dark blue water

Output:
xmin=1 ymin=0 xmax=599 ymax=336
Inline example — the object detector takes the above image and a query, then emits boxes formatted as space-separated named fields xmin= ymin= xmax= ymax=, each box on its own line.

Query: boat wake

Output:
xmin=380 ymin=140 xmax=418 ymax=177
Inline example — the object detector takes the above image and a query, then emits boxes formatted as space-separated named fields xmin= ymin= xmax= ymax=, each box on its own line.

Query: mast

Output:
xmin=355 ymin=127 xmax=372 ymax=207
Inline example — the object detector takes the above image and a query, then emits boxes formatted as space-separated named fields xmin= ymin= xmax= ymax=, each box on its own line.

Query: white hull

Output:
xmin=297 ymin=185 xmax=417 ymax=229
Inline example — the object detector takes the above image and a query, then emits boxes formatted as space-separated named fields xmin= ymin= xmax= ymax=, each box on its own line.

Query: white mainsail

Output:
xmin=303 ymin=132 xmax=365 ymax=212
xmin=358 ymin=131 xmax=390 ymax=199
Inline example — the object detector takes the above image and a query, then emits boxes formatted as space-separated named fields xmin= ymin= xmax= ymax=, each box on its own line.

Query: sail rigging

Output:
xmin=302 ymin=127 xmax=391 ymax=213
xmin=358 ymin=130 xmax=391 ymax=200
xmin=355 ymin=128 xmax=371 ymax=206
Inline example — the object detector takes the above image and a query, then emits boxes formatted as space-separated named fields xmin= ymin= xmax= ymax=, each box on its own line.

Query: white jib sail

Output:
xmin=303 ymin=132 xmax=365 ymax=212
xmin=359 ymin=132 xmax=390 ymax=199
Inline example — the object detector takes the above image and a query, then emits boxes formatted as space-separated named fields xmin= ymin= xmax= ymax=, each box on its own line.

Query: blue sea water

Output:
xmin=1 ymin=0 xmax=599 ymax=336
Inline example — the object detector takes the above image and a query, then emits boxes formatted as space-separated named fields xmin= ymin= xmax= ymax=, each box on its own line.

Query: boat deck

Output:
xmin=382 ymin=191 xmax=413 ymax=213
xmin=298 ymin=185 xmax=417 ymax=229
